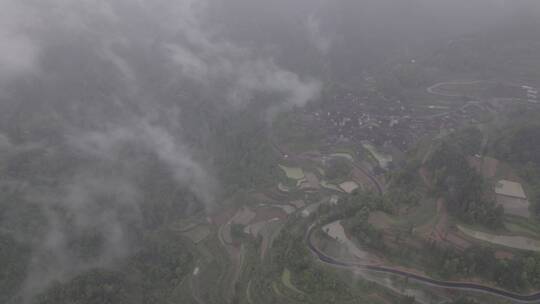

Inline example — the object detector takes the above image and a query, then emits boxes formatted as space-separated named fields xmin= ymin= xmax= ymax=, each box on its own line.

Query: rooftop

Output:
xmin=495 ymin=180 xmax=527 ymax=199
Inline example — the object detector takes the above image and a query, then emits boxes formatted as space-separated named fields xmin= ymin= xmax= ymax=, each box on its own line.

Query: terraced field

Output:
xmin=279 ymin=165 xmax=305 ymax=180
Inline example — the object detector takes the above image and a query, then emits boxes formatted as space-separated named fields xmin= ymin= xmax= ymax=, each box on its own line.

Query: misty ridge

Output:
xmin=0 ymin=0 xmax=539 ymax=303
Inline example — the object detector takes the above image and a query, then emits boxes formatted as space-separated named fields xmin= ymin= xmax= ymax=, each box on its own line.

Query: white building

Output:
xmin=495 ymin=180 xmax=527 ymax=199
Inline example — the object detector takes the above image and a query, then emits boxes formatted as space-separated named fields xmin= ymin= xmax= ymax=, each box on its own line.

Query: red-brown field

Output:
xmin=253 ymin=206 xmax=287 ymax=222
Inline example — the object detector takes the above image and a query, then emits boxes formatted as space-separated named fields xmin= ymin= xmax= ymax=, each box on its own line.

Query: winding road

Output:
xmin=269 ymin=115 xmax=539 ymax=302
xmin=427 ymin=80 xmax=495 ymax=97
xmin=306 ymin=223 xmax=540 ymax=303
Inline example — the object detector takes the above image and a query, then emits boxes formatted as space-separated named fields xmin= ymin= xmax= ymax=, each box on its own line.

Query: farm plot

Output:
xmin=496 ymin=195 xmax=530 ymax=218
xmin=339 ymin=181 xmax=359 ymax=194
xmin=277 ymin=182 xmax=292 ymax=192
xmin=458 ymin=225 xmax=540 ymax=252
xmin=289 ymin=200 xmax=306 ymax=209
xmin=221 ymin=207 xmax=257 ymax=244
xmin=253 ymin=206 xmax=288 ymax=222
xmin=232 ymin=207 xmax=257 ymax=225
xmin=181 ymin=224 xmax=211 ymax=244
xmin=329 ymin=152 xmax=355 ymax=162
xmin=505 ymin=216 xmax=540 ymax=237
xmin=303 ymin=172 xmax=321 ymax=190
xmin=279 ymin=165 xmax=305 ymax=180
xmin=368 ymin=211 xmax=395 ymax=230
xmin=170 ymin=219 xmax=200 ymax=232
xmin=320 ymin=180 xmax=344 ymax=192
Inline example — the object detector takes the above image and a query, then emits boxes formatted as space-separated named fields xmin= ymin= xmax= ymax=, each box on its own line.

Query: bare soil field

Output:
xmin=351 ymin=167 xmax=377 ymax=192
xmin=496 ymin=195 xmax=531 ymax=218
xmin=183 ymin=225 xmax=211 ymax=244
xmin=232 ymin=207 xmax=257 ymax=225
xmin=244 ymin=220 xmax=270 ymax=237
xmin=445 ymin=232 xmax=472 ymax=251
xmin=304 ymin=172 xmax=321 ymax=189
xmin=252 ymin=206 xmax=287 ymax=222
xmin=495 ymin=250 xmax=514 ymax=259
xmin=339 ymin=181 xmax=359 ymax=193
xmin=323 ymin=221 xmax=370 ymax=261
xmin=209 ymin=208 xmax=237 ymax=226
xmin=467 ymin=156 xmax=499 ymax=179
xmin=289 ymin=200 xmax=305 ymax=209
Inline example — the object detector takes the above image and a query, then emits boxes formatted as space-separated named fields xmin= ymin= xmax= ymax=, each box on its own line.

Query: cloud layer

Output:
xmin=0 ymin=0 xmax=322 ymax=301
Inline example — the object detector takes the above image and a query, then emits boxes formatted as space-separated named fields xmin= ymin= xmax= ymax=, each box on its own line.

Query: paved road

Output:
xmin=427 ymin=80 xmax=494 ymax=97
xmin=270 ymin=111 xmax=537 ymax=302
xmin=306 ymin=224 xmax=540 ymax=303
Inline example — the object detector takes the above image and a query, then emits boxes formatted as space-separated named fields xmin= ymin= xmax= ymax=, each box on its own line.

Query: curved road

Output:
xmin=427 ymin=80 xmax=494 ymax=97
xmin=306 ymin=224 xmax=540 ymax=303
xmin=270 ymin=114 xmax=537 ymax=301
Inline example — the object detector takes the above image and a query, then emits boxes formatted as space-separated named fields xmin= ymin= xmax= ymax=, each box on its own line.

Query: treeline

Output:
xmin=494 ymin=125 xmax=540 ymax=166
xmin=269 ymin=228 xmax=355 ymax=303
xmin=494 ymin=124 xmax=540 ymax=214
xmin=348 ymin=212 xmax=385 ymax=251
xmin=33 ymin=230 xmax=194 ymax=304
xmin=325 ymin=157 xmax=352 ymax=181
xmin=386 ymin=160 xmax=424 ymax=206
xmin=213 ymin=108 xmax=281 ymax=194
xmin=0 ymin=233 xmax=30 ymax=304
xmin=427 ymin=242 xmax=540 ymax=292
xmin=428 ymin=130 xmax=503 ymax=228
xmin=317 ymin=191 xmax=394 ymax=225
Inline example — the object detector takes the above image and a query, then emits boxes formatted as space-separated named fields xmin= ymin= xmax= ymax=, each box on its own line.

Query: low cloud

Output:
xmin=0 ymin=0 xmax=321 ymax=300
xmin=21 ymin=174 xmax=141 ymax=301
xmin=306 ymin=14 xmax=332 ymax=54
xmin=70 ymin=119 xmax=217 ymax=207
xmin=0 ymin=1 xmax=39 ymax=80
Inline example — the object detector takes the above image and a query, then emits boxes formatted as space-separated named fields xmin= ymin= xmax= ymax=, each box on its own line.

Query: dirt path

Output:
xmin=223 ymin=244 xmax=245 ymax=300
xmin=190 ymin=273 xmax=206 ymax=304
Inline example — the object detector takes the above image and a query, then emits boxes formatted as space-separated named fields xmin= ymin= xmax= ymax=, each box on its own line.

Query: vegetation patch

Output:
xmin=169 ymin=219 xmax=200 ymax=232
xmin=281 ymin=269 xmax=305 ymax=295
xmin=329 ymin=152 xmax=355 ymax=162
xmin=427 ymin=130 xmax=503 ymax=228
